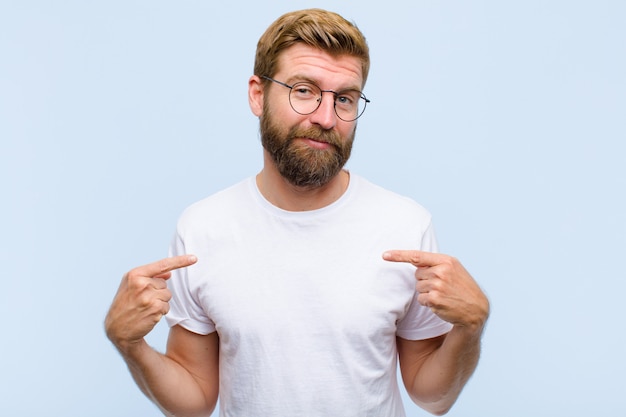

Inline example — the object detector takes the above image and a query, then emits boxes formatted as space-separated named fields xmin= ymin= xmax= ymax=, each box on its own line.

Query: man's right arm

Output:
xmin=105 ymin=256 xmax=219 ymax=417
xmin=122 ymin=327 xmax=219 ymax=417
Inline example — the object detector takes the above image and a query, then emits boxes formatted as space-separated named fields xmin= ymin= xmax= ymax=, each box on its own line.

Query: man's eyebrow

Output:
xmin=284 ymin=74 xmax=316 ymax=85
xmin=285 ymin=75 xmax=362 ymax=92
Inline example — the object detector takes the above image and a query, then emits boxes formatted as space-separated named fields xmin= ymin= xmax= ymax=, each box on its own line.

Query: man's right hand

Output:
xmin=104 ymin=255 xmax=197 ymax=352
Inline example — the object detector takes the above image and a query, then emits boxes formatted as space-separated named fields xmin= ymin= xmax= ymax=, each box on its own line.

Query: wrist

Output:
xmin=113 ymin=337 xmax=150 ymax=359
xmin=450 ymin=315 xmax=488 ymax=342
xmin=457 ymin=297 xmax=490 ymax=334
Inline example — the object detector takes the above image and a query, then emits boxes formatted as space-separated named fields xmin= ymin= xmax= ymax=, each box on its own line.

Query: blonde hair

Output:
xmin=254 ymin=9 xmax=370 ymax=87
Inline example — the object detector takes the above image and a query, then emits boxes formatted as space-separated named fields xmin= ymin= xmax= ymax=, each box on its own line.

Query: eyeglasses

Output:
xmin=261 ymin=76 xmax=370 ymax=122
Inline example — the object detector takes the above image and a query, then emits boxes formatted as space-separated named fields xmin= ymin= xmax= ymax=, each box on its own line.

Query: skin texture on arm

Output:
xmin=396 ymin=329 xmax=482 ymax=415
xmin=121 ymin=328 xmax=219 ymax=417
xmin=105 ymin=256 xmax=219 ymax=417
xmin=384 ymin=250 xmax=490 ymax=415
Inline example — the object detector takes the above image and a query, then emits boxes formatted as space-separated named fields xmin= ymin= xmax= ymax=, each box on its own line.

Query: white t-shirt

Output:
xmin=166 ymin=174 xmax=452 ymax=417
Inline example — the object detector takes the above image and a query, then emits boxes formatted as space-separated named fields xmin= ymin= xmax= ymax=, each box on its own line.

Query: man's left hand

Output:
xmin=383 ymin=250 xmax=489 ymax=331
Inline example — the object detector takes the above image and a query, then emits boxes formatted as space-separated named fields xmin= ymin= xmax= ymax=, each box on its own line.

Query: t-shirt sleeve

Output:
xmin=165 ymin=231 xmax=216 ymax=335
xmin=396 ymin=220 xmax=453 ymax=340
xmin=396 ymin=296 xmax=453 ymax=340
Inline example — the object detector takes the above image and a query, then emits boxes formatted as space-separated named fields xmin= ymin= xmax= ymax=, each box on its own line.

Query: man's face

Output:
xmin=259 ymin=44 xmax=363 ymax=188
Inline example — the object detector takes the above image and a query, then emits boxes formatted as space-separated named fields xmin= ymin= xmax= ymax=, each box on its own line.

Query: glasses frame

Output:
xmin=261 ymin=76 xmax=370 ymax=122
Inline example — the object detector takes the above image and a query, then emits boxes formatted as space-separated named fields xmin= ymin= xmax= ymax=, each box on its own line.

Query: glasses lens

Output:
xmin=289 ymin=83 xmax=322 ymax=115
xmin=334 ymin=90 xmax=365 ymax=121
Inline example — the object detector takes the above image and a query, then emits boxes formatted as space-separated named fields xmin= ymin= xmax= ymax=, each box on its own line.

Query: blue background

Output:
xmin=1 ymin=1 xmax=625 ymax=416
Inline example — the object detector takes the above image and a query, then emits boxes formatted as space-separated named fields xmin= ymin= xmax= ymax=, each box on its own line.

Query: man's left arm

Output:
xmin=383 ymin=250 xmax=490 ymax=415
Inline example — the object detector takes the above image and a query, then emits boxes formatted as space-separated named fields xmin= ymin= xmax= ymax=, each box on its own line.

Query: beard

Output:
xmin=260 ymin=107 xmax=355 ymax=188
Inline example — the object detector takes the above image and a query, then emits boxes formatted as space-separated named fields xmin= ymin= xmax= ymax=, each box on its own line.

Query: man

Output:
xmin=105 ymin=8 xmax=489 ymax=417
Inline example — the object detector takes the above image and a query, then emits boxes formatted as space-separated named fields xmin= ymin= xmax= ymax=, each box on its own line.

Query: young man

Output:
xmin=105 ymin=9 xmax=489 ymax=417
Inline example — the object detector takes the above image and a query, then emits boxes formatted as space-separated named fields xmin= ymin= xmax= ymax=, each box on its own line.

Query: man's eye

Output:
xmin=336 ymin=96 xmax=353 ymax=105
xmin=291 ymin=83 xmax=320 ymax=99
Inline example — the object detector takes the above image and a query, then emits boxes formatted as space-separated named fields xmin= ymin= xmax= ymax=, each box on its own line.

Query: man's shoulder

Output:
xmin=177 ymin=177 xmax=253 ymax=224
xmin=351 ymin=174 xmax=432 ymax=219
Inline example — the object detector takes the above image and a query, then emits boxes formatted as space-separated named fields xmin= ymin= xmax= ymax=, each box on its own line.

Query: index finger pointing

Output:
xmin=382 ymin=250 xmax=444 ymax=267
xmin=139 ymin=255 xmax=198 ymax=279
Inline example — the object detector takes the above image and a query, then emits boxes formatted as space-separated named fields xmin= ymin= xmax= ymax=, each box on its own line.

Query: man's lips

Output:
xmin=296 ymin=137 xmax=332 ymax=149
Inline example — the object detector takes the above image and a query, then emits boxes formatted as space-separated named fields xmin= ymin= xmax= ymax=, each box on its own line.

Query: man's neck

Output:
xmin=256 ymin=154 xmax=350 ymax=212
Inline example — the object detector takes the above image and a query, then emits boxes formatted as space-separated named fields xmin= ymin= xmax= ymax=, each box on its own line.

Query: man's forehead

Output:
xmin=275 ymin=44 xmax=364 ymax=88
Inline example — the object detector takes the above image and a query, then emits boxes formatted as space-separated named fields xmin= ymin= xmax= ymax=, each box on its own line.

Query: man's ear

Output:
xmin=248 ymin=75 xmax=264 ymax=117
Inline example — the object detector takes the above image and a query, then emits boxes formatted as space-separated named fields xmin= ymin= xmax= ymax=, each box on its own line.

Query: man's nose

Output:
xmin=308 ymin=92 xmax=337 ymax=129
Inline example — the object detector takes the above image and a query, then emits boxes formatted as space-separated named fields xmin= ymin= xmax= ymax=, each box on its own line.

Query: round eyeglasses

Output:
xmin=262 ymin=76 xmax=370 ymax=122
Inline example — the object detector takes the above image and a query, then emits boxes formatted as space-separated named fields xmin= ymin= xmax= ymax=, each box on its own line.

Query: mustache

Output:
xmin=288 ymin=126 xmax=342 ymax=147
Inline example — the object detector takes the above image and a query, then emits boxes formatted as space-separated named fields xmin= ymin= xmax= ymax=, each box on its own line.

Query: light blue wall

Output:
xmin=1 ymin=1 xmax=624 ymax=416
